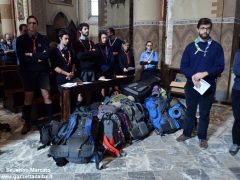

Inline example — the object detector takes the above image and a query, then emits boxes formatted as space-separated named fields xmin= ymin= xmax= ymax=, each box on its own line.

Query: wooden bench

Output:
xmin=0 ymin=65 xmax=18 ymax=99
xmin=1 ymin=69 xmax=60 ymax=120
xmin=62 ymin=76 xmax=134 ymax=121
xmin=1 ymin=69 xmax=23 ymax=112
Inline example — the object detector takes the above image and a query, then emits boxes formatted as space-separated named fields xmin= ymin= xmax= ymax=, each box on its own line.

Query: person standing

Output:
xmin=50 ymin=29 xmax=75 ymax=92
xmin=119 ymin=40 xmax=135 ymax=76
xmin=96 ymin=31 xmax=114 ymax=79
xmin=73 ymin=22 xmax=98 ymax=82
xmin=139 ymin=41 xmax=159 ymax=80
xmin=16 ymin=15 xmax=52 ymax=134
xmin=229 ymin=48 xmax=240 ymax=155
xmin=176 ymin=18 xmax=225 ymax=149
xmin=107 ymin=27 xmax=123 ymax=76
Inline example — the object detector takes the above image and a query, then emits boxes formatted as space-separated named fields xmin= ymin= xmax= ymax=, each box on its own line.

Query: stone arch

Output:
xmin=53 ymin=12 xmax=68 ymax=29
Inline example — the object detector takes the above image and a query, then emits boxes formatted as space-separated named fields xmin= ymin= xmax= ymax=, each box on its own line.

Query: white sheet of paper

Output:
xmin=127 ymin=67 xmax=135 ymax=71
xmin=193 ymin=79 xmax=211 ymax=95
xmin=99 ymin=79 xmax=111 ymax=81
xmin=61 ymin=82 xmax=77 ymax=88
xmin=116 ymin=75 xmax=127 ymax=78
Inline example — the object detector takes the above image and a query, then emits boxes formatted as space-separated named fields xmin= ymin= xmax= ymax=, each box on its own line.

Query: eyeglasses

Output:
xmin=199 ymin=27 xmax=211 ymax=31
xmin=28 ymin=22 xmax=37 ymax=25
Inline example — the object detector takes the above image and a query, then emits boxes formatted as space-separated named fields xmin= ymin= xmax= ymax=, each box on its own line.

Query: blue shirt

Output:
xmin=232 ymin=49 xmax=240 ymax=90
xmin=139 ymin=50 xmax=159 ymax=70
xmin=180 ymin=38 xmax=224 ymax=85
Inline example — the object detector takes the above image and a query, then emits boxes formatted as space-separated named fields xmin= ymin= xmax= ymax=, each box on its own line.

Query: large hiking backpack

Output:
xmin=48 ymin=110 xmax=101 ymax=169
xmin=104 ymin=94 xmax=149 ymax=140
xmin=144 ymin=96 xmax=181 ymax=135
xmin=97 ymin=104 xmax=128 ymax=157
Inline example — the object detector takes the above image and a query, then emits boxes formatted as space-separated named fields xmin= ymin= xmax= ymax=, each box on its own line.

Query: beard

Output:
xmin=199 ymin=33 xmax=209 ymax=40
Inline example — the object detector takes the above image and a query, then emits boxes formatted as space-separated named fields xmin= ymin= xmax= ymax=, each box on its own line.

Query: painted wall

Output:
xmin=106 ymin=0 xmax=130 ymax=27
xmin=45 ymin=0 xmax=78 ymax=25
xmin=173 ymin=0 xmax=216 ymax=20
xmin=134 ymin=0 xmax=160 ymax=21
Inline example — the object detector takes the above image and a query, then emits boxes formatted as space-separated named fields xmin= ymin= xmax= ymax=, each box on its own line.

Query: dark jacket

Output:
xmin=96 ymin=43 xmax=114 ymax=78
xmin=50 ymin=46 xmax=75 ymax=85
xmin=180 ymin=39 xmax=224 ymax=85
xmin=119 ymin=49 xmax=135 ymax=75
xmin=73 ymin=39 xmax=98 ymax=72
xmin=16 ymin=33 xmax=50 ymax=71
xmin=232 ymin=49 xmax=240 ymax=90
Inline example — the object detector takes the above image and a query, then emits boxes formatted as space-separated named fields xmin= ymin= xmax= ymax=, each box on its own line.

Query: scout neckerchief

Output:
xmin=123 ymin=50 xmax=130 ymax=65
xmin=99 ymin=44 xmax=109 ymax=63
xmin=109 ymin=37 xmax=117 ymax=47
xmin=31 ymin=35 xmax=37 ymax=53
xmin=194 ymin=36 xmax=212 ymax=57
xmin=145 ymin=50 xmax=154 ymax=60
xmin=57 ymin=44 xmax=71 ymax=66
xmin=79 ymin=38 xmax=92 ymax=51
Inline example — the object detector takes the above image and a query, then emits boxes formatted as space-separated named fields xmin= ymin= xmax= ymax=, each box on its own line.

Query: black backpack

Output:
xmin=38 ymin=120 xmax=66 ymax=150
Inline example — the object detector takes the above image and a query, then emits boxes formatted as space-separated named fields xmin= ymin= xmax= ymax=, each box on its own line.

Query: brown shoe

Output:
xmin=176 ymin=134 xmax=190 ymax=142
xmin=199 ymin=139 xmax=208 ymax=149
xmin=21 ymin=123 xmax=31 ymax=135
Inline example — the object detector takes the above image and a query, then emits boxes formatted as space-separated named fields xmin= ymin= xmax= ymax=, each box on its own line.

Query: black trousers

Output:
xmin=183 ymin=81 xmax=216 ymax=140
xmin=231 ymin=89 xmax=240 ymax=145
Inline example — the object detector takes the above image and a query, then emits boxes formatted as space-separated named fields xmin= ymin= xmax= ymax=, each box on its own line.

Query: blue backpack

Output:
xmin=48 ymin=107 xmax=101 ymax=169
xmin=144 ymin=96 xmax=180 ymax=135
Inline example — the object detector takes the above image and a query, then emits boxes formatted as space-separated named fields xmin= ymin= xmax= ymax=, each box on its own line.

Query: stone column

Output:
xmin=133 ymin=0 xmax=162 ymax=79
xmin=0 ymin=0 xmax=14 ymax=35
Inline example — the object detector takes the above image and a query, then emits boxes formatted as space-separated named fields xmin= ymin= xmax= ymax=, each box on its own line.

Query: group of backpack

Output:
xmin=39 ymin=85 xmax=186 ymax=170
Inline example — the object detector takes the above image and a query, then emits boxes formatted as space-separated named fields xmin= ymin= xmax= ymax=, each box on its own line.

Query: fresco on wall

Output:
xmin=17 ymin=0 xmax=24 ymax=20
xmin=49 ymin=0 xmax=73 ymax=6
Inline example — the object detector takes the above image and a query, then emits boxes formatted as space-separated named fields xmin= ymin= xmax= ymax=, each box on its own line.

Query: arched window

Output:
xmin=88 ymin=0 xmax=98 ymax=17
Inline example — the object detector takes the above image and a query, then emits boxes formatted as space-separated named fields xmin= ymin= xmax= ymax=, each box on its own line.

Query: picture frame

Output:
xmin=109 ymin=0 xmax=125 ymax=5
xmin=109 ymin=0 xmax=125 ymax=8
xmin=48 ymin=0 xmax=73 ymax=6
xmin=17 ymin=0 xmax=24 ymax=20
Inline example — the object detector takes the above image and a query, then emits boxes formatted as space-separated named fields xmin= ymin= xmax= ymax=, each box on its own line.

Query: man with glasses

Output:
xmin=176 ymin=18 xmax=225 ymax=149
xmin=16 ymin=15 xmax=52 ymax=134
xmin=0 ymin=33 xmax=17 ymax=65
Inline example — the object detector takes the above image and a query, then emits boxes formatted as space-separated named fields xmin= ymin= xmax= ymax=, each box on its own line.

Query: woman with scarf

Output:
xmin=139 ymin=41 xmax=159 ymax=80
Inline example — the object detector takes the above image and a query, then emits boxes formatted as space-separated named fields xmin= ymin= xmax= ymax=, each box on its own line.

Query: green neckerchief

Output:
xmin=194 ymin=36 xmax=212 ymax=57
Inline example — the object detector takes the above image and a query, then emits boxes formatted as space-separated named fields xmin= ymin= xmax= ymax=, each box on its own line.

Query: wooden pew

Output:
xmin=1 ymin=69 xmax=24 ymax=112
xmin=62 ymin=76 xmax=134 ymax=121
xmin=0 ymin=65 xmax=18 ymax=99
xmin=1 ymin=69 xmax=60 ymax=119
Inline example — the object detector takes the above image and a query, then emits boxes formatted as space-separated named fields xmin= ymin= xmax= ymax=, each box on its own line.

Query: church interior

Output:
xmin=0 ymin=0 xmax=240 ymax=179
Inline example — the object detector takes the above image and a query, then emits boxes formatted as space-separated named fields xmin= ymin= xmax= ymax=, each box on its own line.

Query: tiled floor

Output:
xmin=0 ymin=103 xmax=240 ymax=180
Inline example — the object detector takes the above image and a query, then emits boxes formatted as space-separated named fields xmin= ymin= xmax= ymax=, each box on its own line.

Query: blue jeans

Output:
xmin=183 ymin=81 xmax=216 ymax=140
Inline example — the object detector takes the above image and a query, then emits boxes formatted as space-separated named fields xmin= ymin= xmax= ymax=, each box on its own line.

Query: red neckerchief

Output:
xmin=124 ymin=50 xmax=130 ymax=65
xmin=32 ymin=35 xmax=37 ymax=53
xmin=79 ymin=39 xmax=92 ymax=51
